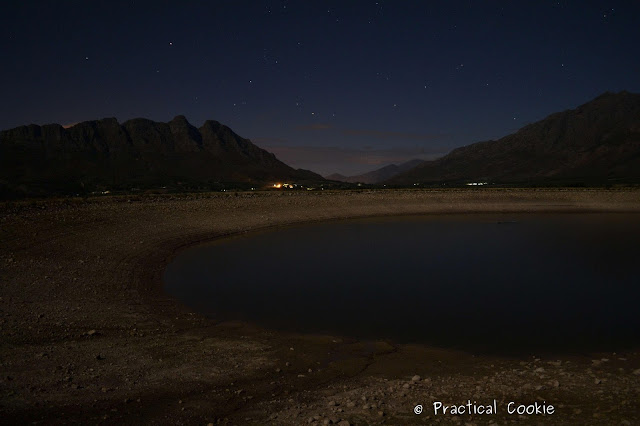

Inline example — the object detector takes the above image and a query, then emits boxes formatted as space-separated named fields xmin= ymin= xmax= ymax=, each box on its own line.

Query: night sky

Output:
xmin=2 ymin=1 xmax=639 ymax=176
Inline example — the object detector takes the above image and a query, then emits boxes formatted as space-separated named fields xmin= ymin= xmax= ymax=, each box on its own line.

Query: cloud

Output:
xmin=62 ymin=122 xmax=80 ymax=129
xmin=294 ymin=123 xmax=333 ymax=131
xmin=256 ymin=124 xmax=453 ymax=175
xmin=259 ymin=144 xmax=449 ymax=177
xmin=293 ymin=123 xmax=451 ymax=142
xmin=341 ymin=128 xmax=451 ymax=142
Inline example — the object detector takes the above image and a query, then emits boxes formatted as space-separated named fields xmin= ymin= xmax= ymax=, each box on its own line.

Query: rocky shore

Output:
xmin=1 ymin=189 xmax=639 ymax=425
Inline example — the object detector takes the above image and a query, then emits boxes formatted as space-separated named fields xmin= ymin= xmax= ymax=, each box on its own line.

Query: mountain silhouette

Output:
xmin=0 ymin=116 xmax=323 ymax=197
xmin=388 ymin=91 xmax=640 ymax=186
xmin=327 ymin=159 xmax=424 ymax=184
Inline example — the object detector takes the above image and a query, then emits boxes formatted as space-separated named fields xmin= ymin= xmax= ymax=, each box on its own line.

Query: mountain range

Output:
xmin=2 ymin=91 xmax=638 ymax=198
xmin=387 ymin=91 xmax=640 ymax=185
xmin=0 ymin=116 xmax=322 ymax=197
xmin=326 ymin=159 xmax=424 ymax=184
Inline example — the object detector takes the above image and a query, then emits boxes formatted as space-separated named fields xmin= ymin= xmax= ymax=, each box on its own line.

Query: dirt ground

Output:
xmin=1 ymin=188 xmax=639 ymax=425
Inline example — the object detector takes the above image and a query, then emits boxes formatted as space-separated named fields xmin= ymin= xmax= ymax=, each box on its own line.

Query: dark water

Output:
xmin=164 ymin=213 xmax=640 ymax=355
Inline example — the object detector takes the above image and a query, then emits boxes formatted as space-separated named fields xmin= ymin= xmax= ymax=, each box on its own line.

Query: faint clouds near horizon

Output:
xmin=255 ymin=144 xmax=447 ymax=177
xmin=292 ymin=123 xmax=452 ymax=142
xmin=253 ymin=124 xmax=452 ymax=176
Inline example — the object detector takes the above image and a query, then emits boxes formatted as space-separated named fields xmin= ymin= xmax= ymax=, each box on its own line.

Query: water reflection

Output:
xmin=164 ymin=213 xmax=640 ymax=355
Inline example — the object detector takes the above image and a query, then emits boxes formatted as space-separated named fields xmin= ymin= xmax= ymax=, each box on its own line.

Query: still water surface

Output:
xmin=164 ymin=214 xmax=640 ymax=354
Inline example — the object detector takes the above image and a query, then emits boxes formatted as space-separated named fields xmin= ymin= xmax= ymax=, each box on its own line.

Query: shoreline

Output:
xmin=2 ymin=189 xmax=640 ymax=424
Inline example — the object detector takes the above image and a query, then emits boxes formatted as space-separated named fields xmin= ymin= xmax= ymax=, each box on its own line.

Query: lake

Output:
xmin=163 ymin=213 xmax=640 ymax=355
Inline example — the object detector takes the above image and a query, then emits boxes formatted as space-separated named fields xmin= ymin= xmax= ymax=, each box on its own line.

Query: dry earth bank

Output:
xmin=1 ymin=189 xmax=639 ymax=425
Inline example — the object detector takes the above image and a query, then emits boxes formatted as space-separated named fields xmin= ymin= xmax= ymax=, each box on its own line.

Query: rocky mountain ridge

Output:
xmin=388 ymin=91 xmax=640 ymax=185
xmin=0 ymin=116 xmax=323 ymax=197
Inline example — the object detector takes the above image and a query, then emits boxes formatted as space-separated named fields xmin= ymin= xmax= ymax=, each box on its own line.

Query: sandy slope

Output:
xmin=1 ymin=189 xmax=639 ymax=425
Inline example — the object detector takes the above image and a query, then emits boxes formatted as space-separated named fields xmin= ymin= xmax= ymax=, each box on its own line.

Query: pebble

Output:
xmin=6 ymin=194 xmax=640 ymax=425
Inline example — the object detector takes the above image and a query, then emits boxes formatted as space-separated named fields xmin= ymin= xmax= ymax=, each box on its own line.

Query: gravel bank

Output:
xmin=1 ymin=189 xmax=639 ymax=424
